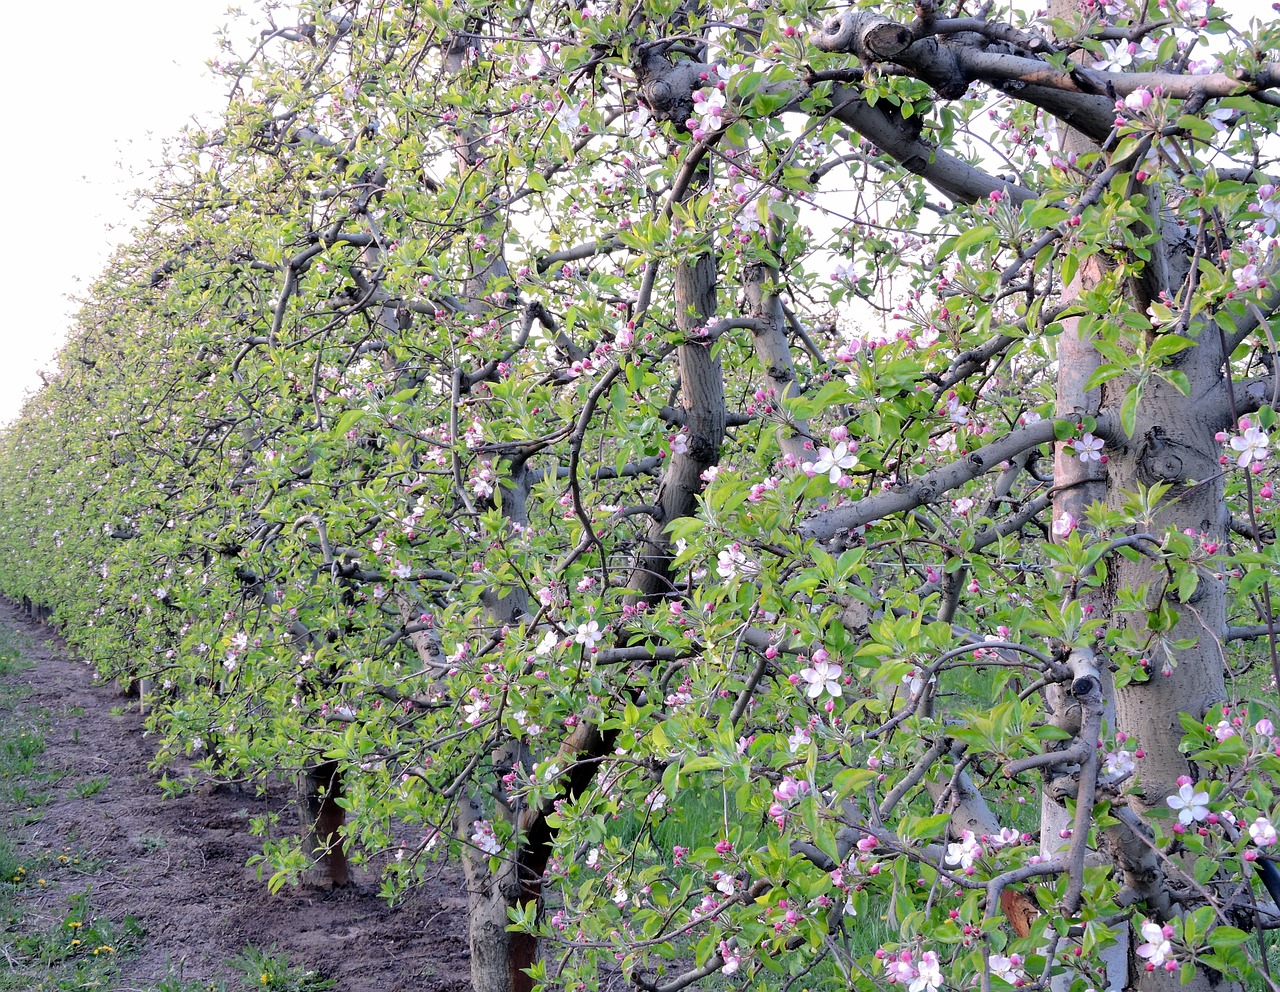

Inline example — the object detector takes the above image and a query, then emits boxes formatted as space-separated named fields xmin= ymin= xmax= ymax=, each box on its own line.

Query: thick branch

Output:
xmin=823 ymin=85 xmax=1034 ymax=205
xmin=798 ymin=418 xmax=1065 ymax=541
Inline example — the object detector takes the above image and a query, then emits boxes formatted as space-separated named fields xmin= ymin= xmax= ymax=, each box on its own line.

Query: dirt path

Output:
xmin=1 ymin=597 xmax=473 ymax=991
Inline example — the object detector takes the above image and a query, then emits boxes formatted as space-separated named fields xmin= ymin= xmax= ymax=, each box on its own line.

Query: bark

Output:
xmin=824 ymin=86 xmax=1034 ymax=205
xmin=799 ymin=417 xmax=1064 ymax=540
xmin=812 ymin=10 xmax=1280 ymax=143
xmin=1108 ymin=361 xmax=1231 ymax=808
xmin=232 ymin=540 xmax=350 ymax=892
xmin=1043 ymin=216 xmax=1111 ymax=988
xmin=742 ymin=261 xmax=809 ymax=466
xmin=460 ymin=475 xmax=536 ymax=992
xmin=436 ymin=31 xmax=539 ymax=992
xmin=296 ymin=760 xmax=350 ymax=888
xmin=626 ymin=132 xmax=724 ymax=599
xmin=460 ymin=797 xmax=539 ymax=992
xmin=1107 ymin=373 xmax=1229 ymax=992
xmin=467 ymin=62 xmax=730 ymax=992
xmin=1039 ymin=7 xmax=1229 ymax=991
xmin=804 ymin=5 xmax=1250 ymax=987
xmin=1028 ymin=18 xmax=1124 ymax=989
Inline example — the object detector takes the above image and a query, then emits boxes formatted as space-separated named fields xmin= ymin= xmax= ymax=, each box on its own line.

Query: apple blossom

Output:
xmin=1167 ymin=781 xmax=1210 ymax=824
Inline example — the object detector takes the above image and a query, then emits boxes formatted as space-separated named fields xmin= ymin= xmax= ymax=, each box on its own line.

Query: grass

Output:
xmin=226 ymin=946 xmax=336 ymax=991
xmin=0 ymin=626 xmax=271 ymax=992
xmin=149 ymin=966 xmax=230 ymax=992
xmin=10 ymin=888 xmax=144 ymax=965
xmin=70 ymin=775 xmax=109 ymax=800
xmin=0 ymin=632 xmax=143 ymax=991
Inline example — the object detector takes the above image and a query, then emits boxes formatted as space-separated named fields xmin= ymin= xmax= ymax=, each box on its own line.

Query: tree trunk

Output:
xmin=742 ymin=260 xmax=809 ymax=466
xmin=1108 ymin=360 xmax=1231 ymax=992
xmin=1042 ymin=6 xmax=1230 ymax=987
xmin=296 ymin=760 xmax=349 ymax=888
xmin=627 ymin=157 xmax=723 ymax=600
xmin=460 ymin=796 xmax=542 ymax=992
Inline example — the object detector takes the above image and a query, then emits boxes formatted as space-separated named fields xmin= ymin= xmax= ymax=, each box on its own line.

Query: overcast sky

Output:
xmin=0 ymin=2 xmax=248 ymax=424
xmin=0 ymin=1 xmax=1270 ymax=425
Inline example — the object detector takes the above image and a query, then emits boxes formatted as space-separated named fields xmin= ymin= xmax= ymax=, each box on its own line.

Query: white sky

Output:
xmin=0 ymin=0 xmax=1271 ymax=426
xmin=0 ymin=2 xmax=248 ymax=425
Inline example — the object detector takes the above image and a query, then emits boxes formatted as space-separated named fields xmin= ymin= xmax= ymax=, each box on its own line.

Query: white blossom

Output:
xmin=989 ymin=953 xmax=1024 ymax=984
xmin=575 ymin=620 xmax=602 ymax=650
xmin=471 ymin=820 xmax=502 ymax=855
xmin=1072 ymin=433 xmax=1105 ymax=462
xmin=1230 ymin=426 xmax=1270 ymax=466
xmin=1136 ymin=920 xmax=1173 ymax=967
xmin=945 ymin=829 xmax=982 ymax=869
xmin=1102 ymin=749 xmax=1136 ymax=779
xmin=909 ymin=951 xmax=943 ymax=992
xmin=1250 ymin=816 xmax=1278 ymax=846
xmin=798 ymin=655 xmax=843 ymax=699
xmin=555 ymin=100 xmax=582 ymax=132
xmin=1094 ymin=40 xmax=1135 ymax=71
xmin=1167 ymin=781 xmax=1210 ymax=823
xmin=810 ymin=441 xmax=859 ymax=483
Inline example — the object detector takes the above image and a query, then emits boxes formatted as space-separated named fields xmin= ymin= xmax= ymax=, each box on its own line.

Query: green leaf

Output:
xmin=832 ymin=767 xmax=877 ymax=797
xmin=1121 ymin=382 xmax=1143 ymax=438
xmin=949 ymin=225 xmax=999 ymax=257
xmin=1025 ymin=205 xmax=1069 ymax=228
xmin=1060 ymin=251 xmax=1078 ymax=291
xmin=1207 ymin=926 xmax=1251 ymax=949
xmin=679 ymin=755 xmax=723 ymax=775
xmin=1237 ymin=568 xmax=1270 ymax=597
xmin=1146 ymin=334 xmax=1195 ymax=362
xmin=1176 ymin=114 xmax=1220 ymax=142
xmin=332 ymin=408 xmax=366 ymax=436
xmin=1083 ymin=364 xmax=1128 ymax=391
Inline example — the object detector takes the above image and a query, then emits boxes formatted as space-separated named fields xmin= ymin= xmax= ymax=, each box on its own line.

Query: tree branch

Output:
xmin=798 ymin=418 xmax=1066 ymax=541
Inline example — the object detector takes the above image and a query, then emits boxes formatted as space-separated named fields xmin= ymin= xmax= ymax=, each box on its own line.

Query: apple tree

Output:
xmin=4 ymin=1 xmax=1280 ymax=992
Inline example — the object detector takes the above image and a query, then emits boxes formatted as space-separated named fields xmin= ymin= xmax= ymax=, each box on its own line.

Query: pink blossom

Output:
xmin=1136 ymin=920 xmax=1173 ymax=968
xmin=1249 ymin=817 xmax=1278 ymax=846
xmin=1123 ymin=88 xmax=1154 ymax=112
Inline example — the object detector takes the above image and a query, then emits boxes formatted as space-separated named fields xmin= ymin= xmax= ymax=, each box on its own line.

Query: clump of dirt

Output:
xmin=1 ymin=598 xmax=473 ymax=991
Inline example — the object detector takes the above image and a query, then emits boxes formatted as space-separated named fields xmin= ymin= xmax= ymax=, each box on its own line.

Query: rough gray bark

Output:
xmin=801 ymin=7 xmax=1275 ymax=990
xmin=742 ymin=261 xmax=809 ymax=465
xmin=626 ymin=117 xmax=724 ymax=599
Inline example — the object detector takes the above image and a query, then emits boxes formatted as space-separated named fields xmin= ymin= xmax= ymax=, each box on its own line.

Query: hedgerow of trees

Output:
xmin=4 ymin=1 xmax=1280 ymax=992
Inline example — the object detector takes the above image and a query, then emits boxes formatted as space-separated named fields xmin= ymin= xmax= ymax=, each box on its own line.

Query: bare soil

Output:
xmin=0 ymin=597 xmax=474 ymax=991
